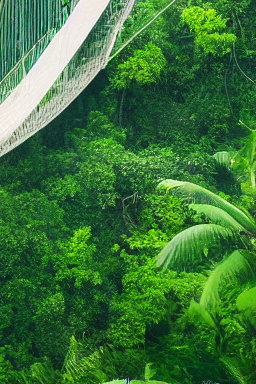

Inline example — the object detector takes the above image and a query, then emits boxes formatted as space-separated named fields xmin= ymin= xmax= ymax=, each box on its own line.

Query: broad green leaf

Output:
xmin=200 ymin=250 xmax=255 ymax=312
xmin=187 ymin=299 xmax=217 ymax=329
xmin=236 ymin=286 xmax=256 ymax=328
xmin=158 ymin=179 xmax=256 ymax=233
xmin=189 ymin=204 xmax=245 ymax=231
xmin=156 ymin=224 xmax=234 ymax=270
xmin=236 ymin=286 xmax=256 ymax=311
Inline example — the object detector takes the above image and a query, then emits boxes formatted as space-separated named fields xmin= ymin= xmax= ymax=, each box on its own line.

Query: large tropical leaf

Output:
xmin=200 ymin=250 xmax=255 ymax=312
xmin=236 ymin=286 xmax=256 ymax=311
xmin=158 ymin=179 xmax=256 ymax=233
xmin=236 ymin=286 xmax=256 ymax=328
xmin=156 ymin=224 xmax=235 ymax=270
xmin=187 ymin=299 xmax=217 ymax=330
xmin=189 ymin=204 xmax=246 ymax=231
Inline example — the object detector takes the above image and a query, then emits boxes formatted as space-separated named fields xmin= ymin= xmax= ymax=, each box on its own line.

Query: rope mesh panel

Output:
xmin=0 ymin=0 xmax=136 ymax=157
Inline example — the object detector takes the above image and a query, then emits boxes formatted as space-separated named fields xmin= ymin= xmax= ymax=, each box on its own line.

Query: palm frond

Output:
xmin=157 ymin=179 xmax=256 ymax=233
xmin=232 ymin=132 xmax=256 ymax=188
xmin=200 ymin=250 xmax=255 ymax=312
xmin=189 ymin=204 xmax=245 ymax=231
xmin=187 ymin=299 xmax=217 ymax=329
xmin=213 ymin=133 xmax=256 ymax=188
xmin=234 ymin=131 xmax=256 ymax=169
xmin=156 ymin=224 xmax=234 ymax=270
xmin=230 ymin=131 xmax=256 ymax=188
xmin=213 ymin=151 xmax=235 ymax=169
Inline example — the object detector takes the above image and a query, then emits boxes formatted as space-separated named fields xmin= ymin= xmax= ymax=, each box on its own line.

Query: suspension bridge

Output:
xmin=0 ymin=0 xmax=136 ymax=157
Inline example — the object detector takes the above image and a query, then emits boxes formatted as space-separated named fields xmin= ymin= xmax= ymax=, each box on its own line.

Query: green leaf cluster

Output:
xmin=110 ymin=43 xmax=167 ymax=89
xmin=182 ymin=6 xmax=236 ymax=56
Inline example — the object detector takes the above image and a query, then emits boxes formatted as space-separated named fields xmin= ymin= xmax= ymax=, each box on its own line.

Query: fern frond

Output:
xmin=156 ymin=224 xmax=234 ymax=270
xmin=30 ymin=358 xmax=59 ymax=384
xmin=61 ymin=335 xmax=80 ymax=379
xmin=200 ymin=250 xmax=255 ymax=312
xmin=157 ymin=179 xmax=256 ymax=233
xmin=220 ymin=357 xmax=252 ymax=384
xmin=144 ymin=363 xmax=157 ymax=381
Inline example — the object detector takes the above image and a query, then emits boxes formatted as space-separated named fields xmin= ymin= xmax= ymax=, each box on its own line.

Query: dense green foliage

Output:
xmin=0 ymin=0 xmax=255 ymax=383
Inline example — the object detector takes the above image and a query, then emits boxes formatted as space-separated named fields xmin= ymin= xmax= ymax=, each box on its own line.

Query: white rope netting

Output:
xmin=0 ymin=0 xmax=136 ymax=157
